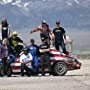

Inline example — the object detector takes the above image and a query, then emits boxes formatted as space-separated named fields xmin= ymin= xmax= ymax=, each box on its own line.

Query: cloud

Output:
xmin=73 ymin=0 xmax=79 ymax=4
xmin=24 ymin=2 xmax=29 ymax=8
xmin=12 ymin=0 xmax=22 ymax=7
xmin=3 ymin=0 xmax=13 ymax=3
xmin=66 ymin=2 xmax=72 ymax=6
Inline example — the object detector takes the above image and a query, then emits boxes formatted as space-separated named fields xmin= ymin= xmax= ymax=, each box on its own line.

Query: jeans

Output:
xmin=40 ymin=53 xmax=50 ymax=75
xmin=32 ymin=56 xmax=39 ymax=75
xmin=55 ymin=40 xmax=67 ymax=54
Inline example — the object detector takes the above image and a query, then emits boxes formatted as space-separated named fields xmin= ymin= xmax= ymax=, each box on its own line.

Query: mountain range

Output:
xmin=0 ymin=0 xmax=90 ymax=30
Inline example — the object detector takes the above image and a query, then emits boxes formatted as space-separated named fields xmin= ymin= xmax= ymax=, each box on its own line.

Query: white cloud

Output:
xmin=2 ymin=0 xmax=13 ymax=3
xmin=73 ymin=0 xmax=79 ymax=4
xmin=66 ymin=2 xmax=72 ymax=6
xmin=12 ymin=0 xmax=22 ymax=8
xmin=24 ymin=2 xmax=29 ymax=8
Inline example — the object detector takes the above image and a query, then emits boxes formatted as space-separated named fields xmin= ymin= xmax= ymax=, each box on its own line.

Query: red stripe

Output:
xmin=50 ymin=49 xmax=59 ymax=52
xmin=14 ymin=58 xmax=20 ymax=63
xmin=15 ymin=61 xmax=20 ymax=63
xmin=11 ymin=66 xmax=20 ymax=69
xmin=52 ymin=54 xmax=65 ymax=57
xmin=50 ymin=60 xmax=56 ymax=62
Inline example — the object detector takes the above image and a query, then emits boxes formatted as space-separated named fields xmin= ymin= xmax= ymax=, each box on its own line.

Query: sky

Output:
xmin=0 ymin=0 xmax=90 ymax=53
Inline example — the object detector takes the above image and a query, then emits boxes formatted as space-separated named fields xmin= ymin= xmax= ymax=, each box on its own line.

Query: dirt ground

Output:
xmin=0 ymin=60 xmax=90 ymax=90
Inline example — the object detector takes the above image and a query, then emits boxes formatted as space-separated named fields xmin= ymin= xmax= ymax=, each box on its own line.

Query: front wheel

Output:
xmin=52 ymin=61 xmax=67 ymax=76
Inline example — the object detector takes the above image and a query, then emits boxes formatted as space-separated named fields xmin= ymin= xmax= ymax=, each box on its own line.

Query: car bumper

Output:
xmin=65 ymin=60 xmax=81 ymax=70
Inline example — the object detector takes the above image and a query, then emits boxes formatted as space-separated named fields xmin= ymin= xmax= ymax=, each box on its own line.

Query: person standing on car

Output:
xmin=20 ymin=48 xmax=33 ymax=76
xmin=0 ymin=18 xmax=10 ymax=40
xmin=28 ymin=39 xmax=39 ymax=76
xmin=53 ymin=20 xmax=68 ymax=54
xmin=30 ymin=20 xmax=53 ymax=48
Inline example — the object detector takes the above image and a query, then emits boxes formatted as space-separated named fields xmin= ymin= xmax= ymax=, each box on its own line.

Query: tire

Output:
xmin=52 ymin=61 xmax=67 ymax=76
xmin=0 ymin=69 xmax=4 ymax=77
xmin=0 ymin=65 xmax=4 ymax=77
xmin=6 ymin=67 xmax=12 ymax=77
xmin=0 ymin=65 xmax=12 ymax=77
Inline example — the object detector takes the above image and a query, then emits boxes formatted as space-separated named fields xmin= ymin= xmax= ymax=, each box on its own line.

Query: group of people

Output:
xmin=20 ymin=20 xmax=69 ymax=76
xmin=0 ymin=18 xmax=68 ymax=76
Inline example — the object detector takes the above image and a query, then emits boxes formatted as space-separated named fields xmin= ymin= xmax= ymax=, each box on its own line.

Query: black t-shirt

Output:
xmin=9 ymin=37 xmax=23 ymax=47
xmin=1 ymin=21 xmax=9 ymax=37
xmin=1 ymin=21 xmax=8 ymax=27
xmin=53 ymin=27 xmax=65 ymax=42
xmin=40 ymin=30 xmax=50 ymax=41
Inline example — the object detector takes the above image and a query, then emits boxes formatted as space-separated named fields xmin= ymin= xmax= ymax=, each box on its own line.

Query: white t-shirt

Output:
xmin=20 ymin=53 xmax=33 ymax=68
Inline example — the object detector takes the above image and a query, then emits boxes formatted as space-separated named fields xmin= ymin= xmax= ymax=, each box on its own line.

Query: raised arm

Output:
xmin=30 ymin=28 xmax=41 ymax=34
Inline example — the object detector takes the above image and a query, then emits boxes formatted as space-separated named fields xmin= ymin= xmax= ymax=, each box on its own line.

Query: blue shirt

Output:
xmin=28 ymin=45 xmax=39 ymax=56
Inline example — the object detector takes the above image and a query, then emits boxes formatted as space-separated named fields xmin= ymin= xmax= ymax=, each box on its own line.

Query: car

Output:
xmin=0 ymin=48 xmax=81 ymax=76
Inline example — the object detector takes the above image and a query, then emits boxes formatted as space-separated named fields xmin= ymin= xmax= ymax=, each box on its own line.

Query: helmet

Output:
xmin=30 ymin=39 xmax=34 ymax=42
xmin=56 ymin=20 xmax=60 ymax=24
xmin=2 ymin=18 xmax=7 ymax=22
xmin=42 ymin=20 xmax=47 ymax=24
xmin=12 ymin=31 xmax=18 ymax=35
xmin=2 ymin=18 xmax=6 ymax=21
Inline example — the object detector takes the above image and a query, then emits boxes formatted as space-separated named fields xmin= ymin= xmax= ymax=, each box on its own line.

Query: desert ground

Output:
xmin=0 ymin=60 xmax=90 ymax=90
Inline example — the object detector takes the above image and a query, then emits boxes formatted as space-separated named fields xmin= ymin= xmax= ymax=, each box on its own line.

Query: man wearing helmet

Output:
xmin=30 ymin=20 xmax=53 ymax=48
xmin=0 ymin=18 xmax=10 ymax=40
xmin=53 ymin=20 xmax=68 ymax=54
xmin=9 ymin=31 xmax=25 ymax=56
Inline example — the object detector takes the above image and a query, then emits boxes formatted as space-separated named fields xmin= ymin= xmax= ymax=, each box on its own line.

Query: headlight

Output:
xmin=67 ymin=57 xmax=75 ymax=62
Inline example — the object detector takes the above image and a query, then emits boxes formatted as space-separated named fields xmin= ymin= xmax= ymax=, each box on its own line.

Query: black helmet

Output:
xmin=56 ymin=20 xmax=60 ymax=24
